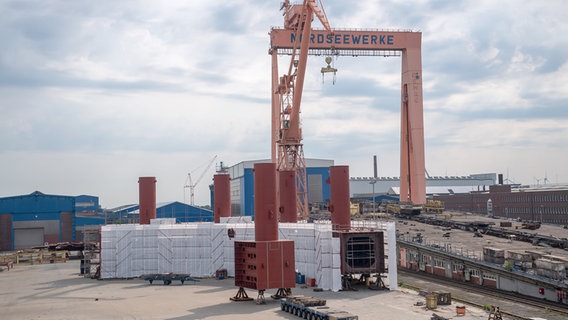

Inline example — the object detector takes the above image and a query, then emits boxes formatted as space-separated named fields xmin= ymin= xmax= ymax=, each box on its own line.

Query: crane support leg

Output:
xmin=230 ymin=287 xmax=253 ymax=302
xmin=400 ymin=48 xmax=426 ymax=205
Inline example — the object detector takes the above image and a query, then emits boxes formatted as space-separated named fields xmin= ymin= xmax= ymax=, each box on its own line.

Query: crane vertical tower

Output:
xmin=271 ymin=0 xmax=332 ymax=219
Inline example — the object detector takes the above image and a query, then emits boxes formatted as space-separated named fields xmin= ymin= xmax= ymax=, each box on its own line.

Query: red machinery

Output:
xmin=232 ymin=163 xmax=295 ymax=303
xmin=329 ymin=166 xmax=387 ymax=289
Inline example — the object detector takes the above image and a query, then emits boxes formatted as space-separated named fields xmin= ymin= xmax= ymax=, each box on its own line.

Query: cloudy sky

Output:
xmin=1 ymin=0 xmax=567 ymax=208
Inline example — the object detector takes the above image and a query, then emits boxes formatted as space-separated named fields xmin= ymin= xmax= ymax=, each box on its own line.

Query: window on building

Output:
xmin=434 ymin=258 xmax=445 ymax=268
xmin=483 ymin=272 xmax=497 ymax=280
xmin=469 ymin=269 xmax=480 ymax=277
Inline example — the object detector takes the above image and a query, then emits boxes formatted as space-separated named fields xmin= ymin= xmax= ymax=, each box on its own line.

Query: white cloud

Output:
xmin=1 ymin=0 xmax=567 ymax=207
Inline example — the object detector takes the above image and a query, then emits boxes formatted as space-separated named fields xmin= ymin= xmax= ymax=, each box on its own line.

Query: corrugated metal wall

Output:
xmin=14 ymin=228 xmax=44 ymax=249
xmin=60 ymin=212 xmax=73 ymax=242
xmin=308 ymin=174 xmax=323 ymax=203
xmin=0 ymin=214 xmax=12 ymax=251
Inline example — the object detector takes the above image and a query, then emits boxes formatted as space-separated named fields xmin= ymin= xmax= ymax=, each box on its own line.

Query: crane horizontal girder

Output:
xmin=270 ymin=28 xmax=421 ymax=51
xmin=275 ymin=48 xmax=401 ymax=57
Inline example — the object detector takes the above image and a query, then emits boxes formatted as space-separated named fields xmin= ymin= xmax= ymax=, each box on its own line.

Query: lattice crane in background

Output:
xmin=271 ymin=0 xmax=332 ymax=219
xmin=184 ymin=155 xmax=217 ymax=205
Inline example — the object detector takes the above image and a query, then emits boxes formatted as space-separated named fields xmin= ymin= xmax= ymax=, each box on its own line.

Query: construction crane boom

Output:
xmin=185 ymin=155 xmax=217 ymax=205
xmin=308 ymin=0 xmax=331 ymax=31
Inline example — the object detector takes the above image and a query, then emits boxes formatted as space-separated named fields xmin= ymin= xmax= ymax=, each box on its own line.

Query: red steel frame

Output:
xmin=234 ymin=240 xmax=296 ymax=291
xmin=233 ymin=162 xmax=295 ymax=293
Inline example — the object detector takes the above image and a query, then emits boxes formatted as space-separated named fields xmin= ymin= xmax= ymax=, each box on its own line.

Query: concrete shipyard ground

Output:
xmin=0 ymin=260 xmax=492 ymax=320
xmin=2 ymin=212 xmax=566 ymax=319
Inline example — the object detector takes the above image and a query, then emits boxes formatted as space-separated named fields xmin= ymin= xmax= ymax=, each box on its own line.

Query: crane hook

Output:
xmin=321 ymin=56 xmax=337 ymax=84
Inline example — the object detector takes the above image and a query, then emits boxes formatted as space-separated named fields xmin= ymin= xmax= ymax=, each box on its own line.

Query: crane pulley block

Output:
xmin=321 ymin=66 xmax=337 ymax=74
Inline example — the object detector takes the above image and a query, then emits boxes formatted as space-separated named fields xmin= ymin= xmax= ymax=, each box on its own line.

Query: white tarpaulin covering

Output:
xmin=100 ymin=220 xmax=396 ymax=291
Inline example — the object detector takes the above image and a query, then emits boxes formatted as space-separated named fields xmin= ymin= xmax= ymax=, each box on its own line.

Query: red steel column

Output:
xmin=139 ymin=177 xmax=156 ymax=225
xmin=279 ymin=170 xmax=297 ymax=223
xmin=213 ymin=173 xmax=231 ymax=223
xmin=329 ymin=166 xmax=351 ymax=231
xmin=400 ymin=44 xmax=426 ymax=205
xmin=254 ymin=162 xmax=278 ymax=241
xmin=0 ymin=214 xmax=12 ymax=251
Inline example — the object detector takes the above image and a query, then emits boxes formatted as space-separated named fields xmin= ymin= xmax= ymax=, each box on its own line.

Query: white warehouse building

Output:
xmin=350 ymin=173 xmax=497 ymax=198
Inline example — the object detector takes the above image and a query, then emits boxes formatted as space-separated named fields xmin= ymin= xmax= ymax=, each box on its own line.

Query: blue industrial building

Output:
xmin=0 ymin=190 xmax=213 ymax=251
xmin=155 ymin=202 xmax=213 ymax=222
xmin=75 ymin=195 xmax=101 ymax=213
xmin=106 ymin=202 xmax=213 ymax=224
xmin=225 ymin=159 xmax=334 ymax=217
xmin=0 ymin=191 xmax=76 ymax=251
xmin=350 ymin=173 xmax=497 ymax=198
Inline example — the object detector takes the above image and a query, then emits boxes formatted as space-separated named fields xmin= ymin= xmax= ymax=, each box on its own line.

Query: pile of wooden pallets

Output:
xmin=0 ymin=250 xmax=68 ymax=266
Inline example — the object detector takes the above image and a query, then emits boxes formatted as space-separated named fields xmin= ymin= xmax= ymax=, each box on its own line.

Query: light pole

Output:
xmin=370 ymin=180 xmax=377 ymax=213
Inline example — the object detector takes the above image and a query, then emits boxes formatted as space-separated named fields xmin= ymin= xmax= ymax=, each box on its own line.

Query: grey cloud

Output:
xmin=0 ymin=64 xmax=184 ymax=92
xmin=1 ymin=0 xmax=568 ymax=196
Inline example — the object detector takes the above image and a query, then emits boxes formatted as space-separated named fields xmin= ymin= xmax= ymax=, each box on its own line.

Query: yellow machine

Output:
xmin=424 ymin=200 xmax=444 ymax=213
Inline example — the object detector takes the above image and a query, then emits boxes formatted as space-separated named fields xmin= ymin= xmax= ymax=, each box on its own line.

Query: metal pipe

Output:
xmin=279 ymin=170 xmax=297 ymax=223
xmin=329 ymin=166 xmax=350 ymax=231
xmin=254 ymin=163 xmax=278 ymax=241
xmin=213 ymin=173 xmax=231 ymax=223
xmin=138 ymin=177 xmax=156 ymax=225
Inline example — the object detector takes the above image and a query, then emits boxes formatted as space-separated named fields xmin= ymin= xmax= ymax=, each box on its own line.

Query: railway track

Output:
xmin=399 ymin=269 xmax=568 ymax=320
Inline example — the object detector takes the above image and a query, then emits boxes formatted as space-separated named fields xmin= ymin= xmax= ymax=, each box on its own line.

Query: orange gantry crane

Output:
xmin=270 ymin=1 xmax=427 ymax=220
xmin=271 ymin=0 xmax=332 ymax=219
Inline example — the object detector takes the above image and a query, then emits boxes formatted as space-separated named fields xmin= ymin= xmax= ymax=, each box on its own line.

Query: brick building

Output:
xmin=434 ymin=185 xmax=568 ymax=225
